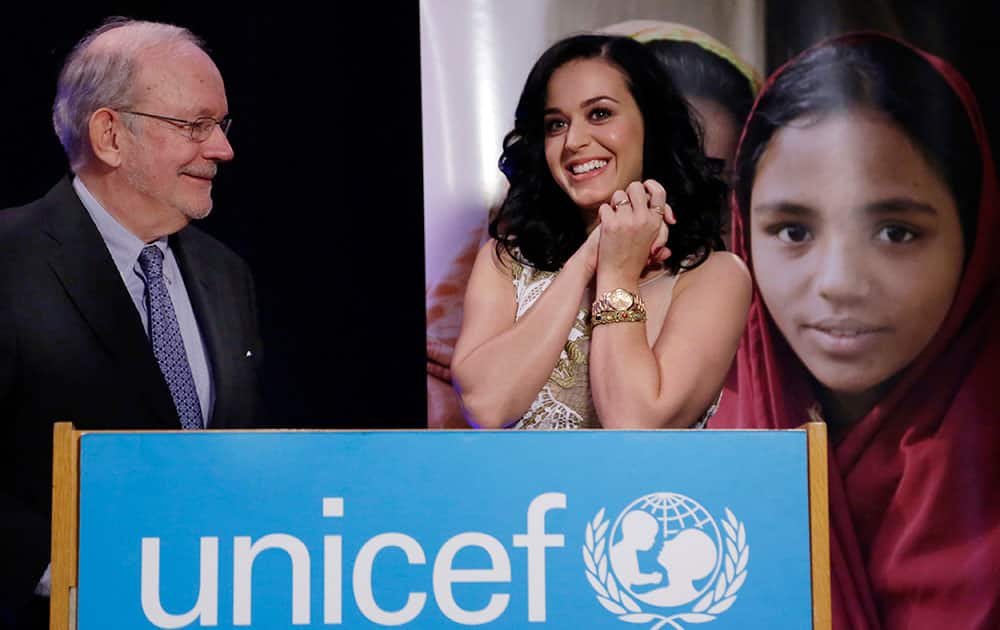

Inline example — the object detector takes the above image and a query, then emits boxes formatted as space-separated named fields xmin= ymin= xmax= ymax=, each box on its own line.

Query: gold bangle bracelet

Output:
xmin=591 ymin=309 xmax=647 ymax=326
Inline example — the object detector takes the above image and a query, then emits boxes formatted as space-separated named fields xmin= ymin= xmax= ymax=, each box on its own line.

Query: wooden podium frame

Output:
xmin=49 ymin=422 xmax=831 ymax=629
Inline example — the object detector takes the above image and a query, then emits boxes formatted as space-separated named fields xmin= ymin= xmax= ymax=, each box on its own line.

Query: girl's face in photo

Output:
xmin=687 ymin=96 xmax=740 ymax=172
xmin=543 ymin=57 xmax=645 ymax=215
xmin=749 ymin=108 xmax=966 ymax=409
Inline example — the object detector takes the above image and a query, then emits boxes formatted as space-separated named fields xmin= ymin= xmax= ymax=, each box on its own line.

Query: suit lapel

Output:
xmin=172 ymin=228 xmax=232 ymax=428
xmin=42 ymin=179 xmax=179 ymax=428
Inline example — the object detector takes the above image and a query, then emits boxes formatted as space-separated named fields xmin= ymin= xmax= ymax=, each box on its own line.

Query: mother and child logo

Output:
xmin=583 ymin=493 xmax=749 ymax=629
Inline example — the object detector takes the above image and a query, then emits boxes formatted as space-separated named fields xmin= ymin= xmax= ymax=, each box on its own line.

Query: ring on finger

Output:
xmin=613 ymin=197 xmax=631 ymax=209
xmin=649 ymin=205 xmax=665 ymax=216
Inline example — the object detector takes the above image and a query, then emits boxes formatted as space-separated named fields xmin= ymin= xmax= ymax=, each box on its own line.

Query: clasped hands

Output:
xmin=584 ymin=179 xmax=676 ymax=277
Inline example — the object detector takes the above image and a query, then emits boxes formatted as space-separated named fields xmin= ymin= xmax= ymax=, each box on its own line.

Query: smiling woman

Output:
xmin=541 ymin=58 xmax=646 ymax=220
xmin=450 ymin=34 xmax=751 ymax=430
xmin=713 ymin=32 xmax=1000 ymax=629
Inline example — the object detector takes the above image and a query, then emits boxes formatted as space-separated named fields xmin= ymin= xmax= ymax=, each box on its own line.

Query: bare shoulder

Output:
xmin=455 ymin=239 xmax=521 ymax=364
xmin=675 ymin=250 xmax=751 ymax=296
xmin=474 ymin=238 xmax=519 ymax=278
xmin=655 ymin=251 xmax=751 ymax=351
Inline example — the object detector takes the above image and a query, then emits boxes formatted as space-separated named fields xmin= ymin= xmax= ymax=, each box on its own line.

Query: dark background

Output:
xmin=767 ymin=0 xmax=1000 ymax=169
xmin=1 ymin=2 xmax=997 ymax=429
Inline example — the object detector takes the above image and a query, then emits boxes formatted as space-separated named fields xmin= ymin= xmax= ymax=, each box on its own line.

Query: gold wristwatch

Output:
xmin=591 ymin=288 xmax=647 ymax=326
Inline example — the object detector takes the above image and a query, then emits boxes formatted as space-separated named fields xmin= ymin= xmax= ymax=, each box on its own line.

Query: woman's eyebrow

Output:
xmin=543 ymin=95 xmax=620 ymax=116
xmin=579 ymin=95 xmax=620 ymax=107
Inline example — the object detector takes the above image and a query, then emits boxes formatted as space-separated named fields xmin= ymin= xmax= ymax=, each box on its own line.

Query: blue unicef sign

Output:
xmin=77 ymin=430 xmax=815 ymax=628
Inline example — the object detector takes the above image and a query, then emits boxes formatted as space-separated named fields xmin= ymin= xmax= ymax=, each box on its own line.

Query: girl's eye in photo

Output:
xmin=876 ymin=224 xmax=917 ymax=243
xmin=773 ymin=224 xmax=812 ymax=243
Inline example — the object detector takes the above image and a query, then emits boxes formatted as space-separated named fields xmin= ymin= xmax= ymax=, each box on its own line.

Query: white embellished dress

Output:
xmin=509 ymin=259 xmax=598 ymax=429
xmin=508 ymin=259 xmax=719 ymax=430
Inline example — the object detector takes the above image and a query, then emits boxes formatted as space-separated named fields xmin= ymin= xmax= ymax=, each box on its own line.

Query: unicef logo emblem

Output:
xmin=583 ymin=493 xmax=749 ymax=628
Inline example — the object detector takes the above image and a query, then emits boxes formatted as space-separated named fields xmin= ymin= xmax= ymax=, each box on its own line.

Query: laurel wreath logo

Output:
xmin=583 ymin=506 xmax=749 ymax=629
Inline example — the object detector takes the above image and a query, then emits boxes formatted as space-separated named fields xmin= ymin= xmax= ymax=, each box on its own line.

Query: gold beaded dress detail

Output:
xmin=509 ymin=260 xmax=599 ymax=429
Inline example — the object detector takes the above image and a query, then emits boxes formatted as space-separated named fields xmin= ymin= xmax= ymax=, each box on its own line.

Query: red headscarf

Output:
xmin=713 ymin=32 xmax=1000 ymax=629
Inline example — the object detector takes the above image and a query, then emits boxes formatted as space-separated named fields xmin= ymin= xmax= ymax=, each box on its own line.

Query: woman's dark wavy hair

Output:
xmin=735 ymin=35 xmax=981 ymax=252
xmin=490 ymin=34 xmax=726 ymax=273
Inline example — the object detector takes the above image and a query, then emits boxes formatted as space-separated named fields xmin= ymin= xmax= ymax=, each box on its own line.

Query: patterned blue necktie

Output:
xmin=138 ymin=245 xmax=203 ymax=429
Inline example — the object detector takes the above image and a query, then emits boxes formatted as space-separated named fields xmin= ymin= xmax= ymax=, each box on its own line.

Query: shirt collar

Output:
xmin=73 ymin=177 xmax=170 ymax=280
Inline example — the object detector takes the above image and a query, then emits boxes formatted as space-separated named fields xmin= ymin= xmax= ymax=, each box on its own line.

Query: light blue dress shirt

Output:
xmin=73 ymin=177 xmax=215 ymax=425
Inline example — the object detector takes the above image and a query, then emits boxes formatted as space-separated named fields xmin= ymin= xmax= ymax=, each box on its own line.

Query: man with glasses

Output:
xmin=0 ymin=17 xmax=264 ymax=629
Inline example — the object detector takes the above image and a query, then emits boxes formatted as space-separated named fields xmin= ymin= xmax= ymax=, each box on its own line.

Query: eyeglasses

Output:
xmin=119 ymin=110 xmax=232 ymax=142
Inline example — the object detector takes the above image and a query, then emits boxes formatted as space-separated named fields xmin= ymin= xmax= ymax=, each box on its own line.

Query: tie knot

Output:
xmin=138 ymin=245 xmax=165 ymax=279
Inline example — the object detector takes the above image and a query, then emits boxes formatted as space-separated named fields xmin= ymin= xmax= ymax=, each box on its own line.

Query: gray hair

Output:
xmin=52 ymin=17 xmax=206 ymax=171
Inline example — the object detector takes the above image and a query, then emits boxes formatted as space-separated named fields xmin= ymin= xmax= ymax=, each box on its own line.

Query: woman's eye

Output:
xmin=589 ymin=108 xmax=612 ymax=121
xmin=776 ymin=224 xmax=812 ymax=243
xmin=876 ymin=224 xmax=917 ymax=243
xmin=544 ymin=119 xmax=566 ymax=134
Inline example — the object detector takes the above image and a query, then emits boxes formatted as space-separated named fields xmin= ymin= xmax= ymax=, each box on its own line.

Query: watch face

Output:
xmin=609 ymin=288 xmax=634 ymax=310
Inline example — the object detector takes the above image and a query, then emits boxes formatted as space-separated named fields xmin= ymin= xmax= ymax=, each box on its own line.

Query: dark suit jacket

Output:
xmin=0 ymin=178 xmax=265 ymax=623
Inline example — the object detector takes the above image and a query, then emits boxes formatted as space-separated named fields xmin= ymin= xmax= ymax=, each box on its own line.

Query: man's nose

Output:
xmin=202 ymin=124 xmax=234 ymax=162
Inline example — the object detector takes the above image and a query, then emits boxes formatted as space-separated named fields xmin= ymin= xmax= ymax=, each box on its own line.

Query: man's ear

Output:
xmin=88 ymin=108 xmax=124 ymax=168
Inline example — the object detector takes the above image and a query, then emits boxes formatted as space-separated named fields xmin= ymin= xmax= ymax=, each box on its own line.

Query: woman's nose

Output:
xmin=564 ymin=120 xmax=590 ymax=151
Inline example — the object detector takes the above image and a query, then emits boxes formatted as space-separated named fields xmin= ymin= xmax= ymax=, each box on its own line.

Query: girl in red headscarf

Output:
xmin=714 ymin=32 xmax=1000 ymax=628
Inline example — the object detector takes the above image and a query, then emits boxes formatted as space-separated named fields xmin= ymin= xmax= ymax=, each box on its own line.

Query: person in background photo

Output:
xmin=0 ymin=17 xmax=264 ymax=629
xmin=712 ymin=32 xmax=1000 ymax=628
xmin=427 ymin=22 xmax=760 ymax=428
xmin=451 ymin=34 xmax=750 ymax=429
xmin=604 ymin=20 xmax=762 ymax=245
